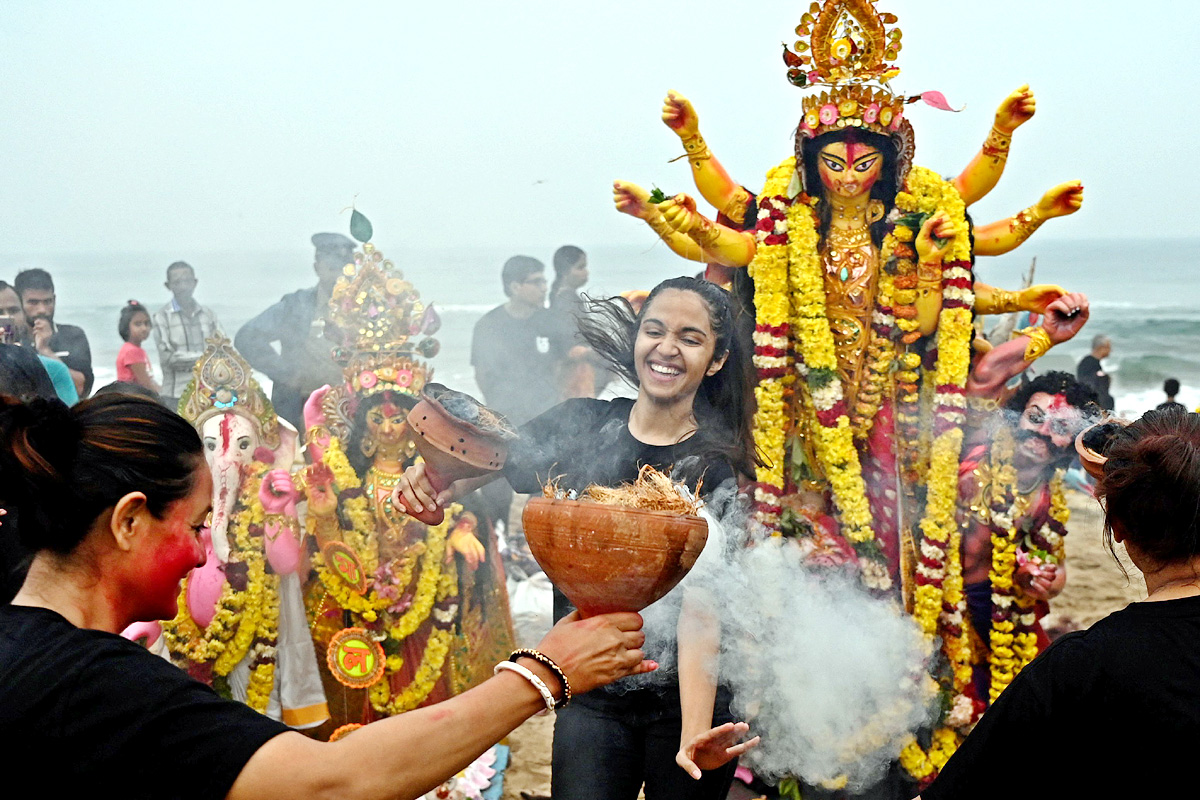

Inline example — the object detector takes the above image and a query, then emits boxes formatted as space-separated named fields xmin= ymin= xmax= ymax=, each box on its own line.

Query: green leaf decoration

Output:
xmin=350 ymin=208 xmax=373 ymax=243
xmin=648 ymin=187 xmax=669 ymax=204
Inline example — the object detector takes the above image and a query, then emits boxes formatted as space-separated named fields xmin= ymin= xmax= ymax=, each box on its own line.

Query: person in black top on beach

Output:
xmin=398 ymin=276 xmax=760 ymax=800
xmin=0 ymin=393 xmax=655 ymax=800
xmin=920 ymin=408 xmax=1200 ymax=800
xmin=1157 ymin=377 xmax=1187 ymax=413
xmin=1075 ymin=333 xmax=1113 ymax=411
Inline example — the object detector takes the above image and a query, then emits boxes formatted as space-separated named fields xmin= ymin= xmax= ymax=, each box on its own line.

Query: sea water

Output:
xmin=2 ymin=236 xmax=1194 ymax=419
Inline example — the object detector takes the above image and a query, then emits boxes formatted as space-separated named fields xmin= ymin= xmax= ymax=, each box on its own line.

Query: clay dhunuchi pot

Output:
xmin=522 ymin=497 xmax=709 ymax=616
xmin=401 ymin=384 xmax=515 ymax=525
xmin=1074 ymin=418 xmax=1131 ymax=481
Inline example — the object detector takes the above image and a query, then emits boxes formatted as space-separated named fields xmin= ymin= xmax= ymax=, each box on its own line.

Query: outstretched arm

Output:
xmin=953 ymin=85 xmax=1037 ymax=206
xmin=974 ymin=283 xmax=1066 ymax=316
xmin=661 ymin=91 xmax=754 ymax=227
xmin=972 ymin=181 xmax=1084 ymax=257
xmin=657 ymin=193 xmax=757 ymax=268
xmin=675 ymin=588 xmax=759 ymax=780
xmin=613 ymin=181 xmax=711 ymax=263
xmin=967 ymin=292 xmax=1090 ymax=399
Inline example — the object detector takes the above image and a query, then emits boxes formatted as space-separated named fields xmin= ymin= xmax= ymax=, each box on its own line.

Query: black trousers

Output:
xmin=550 ymin=689 xmax=737 ymax=800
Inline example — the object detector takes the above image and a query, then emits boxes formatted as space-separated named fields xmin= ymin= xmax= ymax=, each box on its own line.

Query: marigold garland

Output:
xmin=308 ymin=434 xmax=468 ymax=717
xmin=162 ymin=461 xmax=281 ymax=713
xmin=745 ymin=156 xmax=979 ymax=783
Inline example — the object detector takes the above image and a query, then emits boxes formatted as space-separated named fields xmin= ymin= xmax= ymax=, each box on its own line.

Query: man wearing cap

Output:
xmin=235 ymin=233 xmax=354 ymax=429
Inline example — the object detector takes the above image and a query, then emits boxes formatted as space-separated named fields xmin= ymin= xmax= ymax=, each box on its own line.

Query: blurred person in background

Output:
xmin=0 ymin=343 xmax=61 ymax=603
xmin=153 ymin=261 xmax=221 ymax=409
xmin=549 ymin=245 xmax=610 ymax=399
xmin=1075 ymin=333 xmax=1113 ymax=412
xmin=1157 ymin=377 xmax=1187 ymax=414
xmin=470 ymin=255 xmax=563 ymax=539
xmin=115 ymin=301 xmax=160 ymax=396
xmin=236 ymin=233 xmax=353 ymax=430
xmin=0 ymin=280 xmax=76 ymax=405
xmin=13 ymin=268 xmax=92 ymax=397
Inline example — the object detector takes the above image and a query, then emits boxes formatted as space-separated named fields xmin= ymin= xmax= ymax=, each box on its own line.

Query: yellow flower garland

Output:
xmin=308 ymin=433 xmax=466 ymax=717
xmin=162 ymin=461 xmax=281 ymax=712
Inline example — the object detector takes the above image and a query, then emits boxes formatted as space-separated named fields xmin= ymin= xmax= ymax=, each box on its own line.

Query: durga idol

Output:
xmin=612 ymin=0 xmax=1089 ymax=786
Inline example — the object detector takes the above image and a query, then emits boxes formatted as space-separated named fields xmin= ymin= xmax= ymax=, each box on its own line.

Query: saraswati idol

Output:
xmin=301 ymin=240 xmax=514 ymax=731
xmin=613 ymin=0 xmax=1087 ymax=784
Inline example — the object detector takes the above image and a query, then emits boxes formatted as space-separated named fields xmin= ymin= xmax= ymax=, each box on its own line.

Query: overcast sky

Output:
xmin=2 ymin=0 xmax=1194 ymax=254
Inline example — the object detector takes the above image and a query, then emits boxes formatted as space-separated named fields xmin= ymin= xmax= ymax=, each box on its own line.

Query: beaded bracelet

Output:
xmin=509 ymin=648 xmax=572 ymax=709
xmin=493 ymin=660 xmax=555 ymax=716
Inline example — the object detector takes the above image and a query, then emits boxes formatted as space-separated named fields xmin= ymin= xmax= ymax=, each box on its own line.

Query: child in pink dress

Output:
xmin=116 ymin=300 xmax=161 ymax=395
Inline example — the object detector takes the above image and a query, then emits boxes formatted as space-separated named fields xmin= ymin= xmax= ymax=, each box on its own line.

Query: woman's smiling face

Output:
xmin=633 ymin=288 xmax=726 ymax=406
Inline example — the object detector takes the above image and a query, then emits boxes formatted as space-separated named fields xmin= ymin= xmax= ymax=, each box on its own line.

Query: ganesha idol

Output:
xmin=148 ymin=334 xmax=329 ymax=728
xmin=300 ymin=241 xmax=514 ymax=731
xmin=613 ymin=0 xmax=1089 ymax=784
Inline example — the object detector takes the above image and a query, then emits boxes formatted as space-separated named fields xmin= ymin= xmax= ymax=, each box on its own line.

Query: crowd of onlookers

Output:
xmin=0 ymin=237 xmax=601 ymax=426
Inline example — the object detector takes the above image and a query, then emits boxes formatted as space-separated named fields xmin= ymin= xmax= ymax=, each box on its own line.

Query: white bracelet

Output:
xmin=494 ymin=660 xmax=556 ymax=716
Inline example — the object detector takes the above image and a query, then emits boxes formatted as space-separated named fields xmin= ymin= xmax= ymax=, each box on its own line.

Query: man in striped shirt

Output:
xmin=153 ymin=261 xmax=221 ymax=408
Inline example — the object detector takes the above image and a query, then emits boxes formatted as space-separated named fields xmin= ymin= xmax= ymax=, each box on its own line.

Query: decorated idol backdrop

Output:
xmin=613 ymin=0 xmax=1091 ymax=789
xmin=299 ymin=227 xmax=515 ymax=736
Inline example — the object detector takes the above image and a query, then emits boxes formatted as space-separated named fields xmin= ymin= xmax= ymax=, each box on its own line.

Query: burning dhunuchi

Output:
xmin=522 ymin=467 xmax=709 ymax=616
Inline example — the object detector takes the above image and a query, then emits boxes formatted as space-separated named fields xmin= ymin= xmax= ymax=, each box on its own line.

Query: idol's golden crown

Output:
xmin=326 ymin=242 xmax=440 ymax=401
xmin=784 ymin=0 xmax=907 ymax=139
xmin=178 ymin=333 xmax=280 ymax=448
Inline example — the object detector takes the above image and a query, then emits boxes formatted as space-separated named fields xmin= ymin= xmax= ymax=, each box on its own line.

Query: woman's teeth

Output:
xmin=649 ymin=363 xmax=681 ymax=376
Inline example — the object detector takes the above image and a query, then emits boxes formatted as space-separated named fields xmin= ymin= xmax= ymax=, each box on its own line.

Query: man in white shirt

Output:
xmin=153 ymin=261 xmax=222 ymax=408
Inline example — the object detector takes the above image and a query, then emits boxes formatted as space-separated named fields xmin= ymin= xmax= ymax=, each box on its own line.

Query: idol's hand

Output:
xmin=1016 ymin=284 xmax=1067 ymax=314
xmin=914 ymin=211 xmax=956 ymax=263
xmin=658 ymin=194 xmax=702 ymax=234
xmin=448 ymin=525 xmax=485 ymax=571
xmin=613 ymin=180 xmax=654 ymax=219
xmin=661 ymin=90 xmax=700 ymax=139
xmin=1016 ymin=561 xmax=1064 ymax=601
xmin=303 ymin=385 xmax=331 ymax=435
xmin=394 ymin=461 xmax=451 ymax=515
xmin=1036 ymin=180 xmax=1084 ymax=219
xmin=259 ymin=469 xmax=299 ymax=514
xmin=534 ymin=610 xmax=656 ymax=696
xmin=304 ymin=463 xmax=338 ymax=517
xmin=676 ymin=722 xmax=761 ymax=780
xmin=994 ymin=84 xmax=1036 ymax=133
xmin=1041 ymin=292 xmax=1089 ymax=345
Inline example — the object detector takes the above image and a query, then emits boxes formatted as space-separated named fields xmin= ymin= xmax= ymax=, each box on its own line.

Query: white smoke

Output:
xmin=617 ymin=483 xmax=937 ymax=792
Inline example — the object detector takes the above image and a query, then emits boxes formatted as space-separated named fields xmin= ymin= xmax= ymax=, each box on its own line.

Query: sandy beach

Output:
xmin=499 ymin=490 xmax=1143 ymax=799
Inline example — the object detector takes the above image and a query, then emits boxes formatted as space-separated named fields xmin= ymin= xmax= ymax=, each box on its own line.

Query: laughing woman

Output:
xmin=397 ymin=275 xmax=760 ymax=800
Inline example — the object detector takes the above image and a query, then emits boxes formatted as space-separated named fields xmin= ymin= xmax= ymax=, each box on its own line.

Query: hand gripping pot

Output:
xmin=398 ymin=383 xmax=517 ymax=525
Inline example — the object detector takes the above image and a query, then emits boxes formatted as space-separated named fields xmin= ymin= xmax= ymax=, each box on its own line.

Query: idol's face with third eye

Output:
xmin=817 ymin=141 xmax=884 ymax=200
xmin=365 ymin=400 xmax=409 ymax=449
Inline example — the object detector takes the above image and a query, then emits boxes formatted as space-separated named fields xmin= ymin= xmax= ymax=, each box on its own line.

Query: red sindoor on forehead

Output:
xmin=846 ymin=141 xmax=875 ymax=164
xmin=1046 ymin=393 xmax=1069 ymax=411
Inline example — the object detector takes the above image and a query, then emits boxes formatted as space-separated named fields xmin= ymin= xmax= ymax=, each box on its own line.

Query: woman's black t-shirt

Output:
xmin=504 ymin=397 xmax=735 ymax=501
xmin=502 ymin=397 xmax=738 ymax=716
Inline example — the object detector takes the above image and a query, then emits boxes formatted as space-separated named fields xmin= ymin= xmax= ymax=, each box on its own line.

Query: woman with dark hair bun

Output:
xmin=0 ymin=392 xmax=654 ymax=800
xmin=921 ymin=408 xmax=1200 ymax=800
xmin=397 ymin=275 xmax=760 ymax=800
